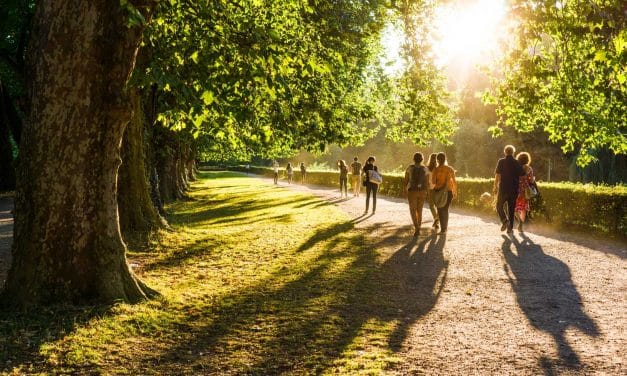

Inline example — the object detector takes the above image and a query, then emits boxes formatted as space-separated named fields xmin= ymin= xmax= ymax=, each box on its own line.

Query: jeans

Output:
xmin=436 ymin=191 xmax=453 ymax=232
xmin=365 ymin=182 xmax=378 ymax=212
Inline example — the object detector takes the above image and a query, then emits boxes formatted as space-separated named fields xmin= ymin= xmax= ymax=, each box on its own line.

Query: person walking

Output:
xmin=300 ymin=162 xmax=306 ymax=184
xmin=515 ymin=152 xmax=535 ymax=231
xmin=350 ymin=157 xmax=362 ymax=197
xmin=362 ymin=156 xmax=379 ymax=214
xmin=272 ymin=160 xmax=280 ymax=185
xmin=431 ymin=152 xmax=457 ymax=235
xmin=338 ymin=160 xmax=349 ymax=197
xmin=493 ymin=145 xmax=525 ymax=234
xmin=404 ymin=152 xmax=430 ymax=237
xmin=286 ymin=162 xmax=294 ymax=184
xmin=426 ymin=153 xmax=439 ymax=230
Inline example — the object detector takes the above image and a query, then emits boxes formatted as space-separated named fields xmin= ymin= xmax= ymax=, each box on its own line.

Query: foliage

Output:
xmin=0 ymin=172 xmax=414 ymax=374
xmin=487 ymin=0 xmax=627 ymax=166
xmin=137 ymin=0 xmax=392 ymax=160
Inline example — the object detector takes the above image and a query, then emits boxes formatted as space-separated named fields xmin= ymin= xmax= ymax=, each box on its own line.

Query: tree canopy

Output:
xmin=487 ymin=0 xmax=626 ymax=166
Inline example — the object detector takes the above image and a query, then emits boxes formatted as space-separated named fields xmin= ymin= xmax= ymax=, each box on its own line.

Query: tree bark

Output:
xmin=2 ymin=0 xmax=156 ymax=308
xmin=118 ymin=89 xmax=166 ymax=233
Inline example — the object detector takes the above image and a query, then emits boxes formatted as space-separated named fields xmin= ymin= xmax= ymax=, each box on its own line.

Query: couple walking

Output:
xmin=403 ymin=152 xmax=457 ymax=237
xmin=494 ymin=145 xmax=536 ymax=233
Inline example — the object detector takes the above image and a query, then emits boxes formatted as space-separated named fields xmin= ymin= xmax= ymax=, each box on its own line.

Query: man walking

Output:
xmin=272 ymin=160 xmax=280 ymax=184
xmin=493 ymin=145 xmax=524 ymax=234
xmin=350 ymin=157 xmax=362 ymax=197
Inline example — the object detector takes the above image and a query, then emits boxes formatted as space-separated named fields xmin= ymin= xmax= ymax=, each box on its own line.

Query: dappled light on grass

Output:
xmin=1 ymin=171 xmax=449 ymax=374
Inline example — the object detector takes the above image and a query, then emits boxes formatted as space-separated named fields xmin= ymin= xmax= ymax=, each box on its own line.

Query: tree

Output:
xmin=2 ymin=0 xmax=157 ymax=308
xmin=487 ymin=0 xmax=626 ymax=166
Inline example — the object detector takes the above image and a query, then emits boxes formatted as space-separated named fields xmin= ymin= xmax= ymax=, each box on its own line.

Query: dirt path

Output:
xmin=268 ymin=177 xmax=626 ymax=374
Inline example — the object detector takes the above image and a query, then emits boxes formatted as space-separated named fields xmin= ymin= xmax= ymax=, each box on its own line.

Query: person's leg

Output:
xmin=372 ymin=184 xmax=378 ymax=212
xmin=407 ymin=190 xmax=419 ymax=232
xmin=416 ymin=190 xmax=427 ymax=229
xmin=365 ymin=184 xmax=372 ymax=212
xmin=342 ymin=177 xmax=348 ymax=196
xmin=496 ymin=192 xmax=508 ymax=227
xmin=507 ymin=194 xmax=516 ymax=232
xmin=439 ymin=191 xmax=453 ymax=233
xmin=351 ymin=175 xmax=358 ymax=196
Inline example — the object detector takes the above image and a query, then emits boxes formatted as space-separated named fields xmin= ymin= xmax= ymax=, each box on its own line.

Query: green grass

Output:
xmin=0 ymin=171 xmax=431 ymax=375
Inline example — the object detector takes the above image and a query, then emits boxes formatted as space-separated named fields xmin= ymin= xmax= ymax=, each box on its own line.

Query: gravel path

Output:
xmin=269 ymin=177 xmax=626 ymax=374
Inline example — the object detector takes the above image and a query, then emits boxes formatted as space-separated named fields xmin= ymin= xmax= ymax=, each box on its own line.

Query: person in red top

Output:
xmin=515 ymin=152 xmax=535 ymax=231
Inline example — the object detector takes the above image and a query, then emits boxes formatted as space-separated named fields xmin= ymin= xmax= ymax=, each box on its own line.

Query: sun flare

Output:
xmin=433 ymin=0 xmax=508 ymax=65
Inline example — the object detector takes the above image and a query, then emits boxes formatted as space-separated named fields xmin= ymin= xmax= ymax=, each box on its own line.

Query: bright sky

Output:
xmin=380 ymin=0 xmax=508 ymax=75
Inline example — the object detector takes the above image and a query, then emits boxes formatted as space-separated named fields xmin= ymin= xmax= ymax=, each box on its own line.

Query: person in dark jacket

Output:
xmin=362 ymin=156 xmax=378 ymax=214
xmin=493 ymin=145 xmax=525 ymax=234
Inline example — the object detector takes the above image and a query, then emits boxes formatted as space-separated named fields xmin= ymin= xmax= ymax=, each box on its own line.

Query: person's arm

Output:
xmin=403 ymin=167 xmax=410 ymax=194
xmin=493 ymin=174 xmax=500 ymax=194
xmin=449 ymin=168 xmax=458 ymax=199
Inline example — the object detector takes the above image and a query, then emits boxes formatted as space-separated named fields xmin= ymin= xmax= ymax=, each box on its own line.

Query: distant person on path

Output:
xmin=300 ymin=162 xmax=307 ymax=184
xmin=426 ymin=153 xmax=440 ymax=230
xmin=404 ymin=152 xmax=430 ymax=237
xmin=273 ymin=160 xmax=280 ymax=184
xmin=286 ymin=162 xmax=294 ymax=184
xmin=337 ymin=160 xmax=349 ymax=197
xmin=362 ymin=156 xmax=379 ymax=214
xmin=245 ymin=164 xmax=250 ymax=175
xmin=515 ymin=152 xmax=535 ymax=232
xmin=350 ymin=157 xmax=362 ymax=197
xmin=432 ymin=152 xmax=457 ymax=235
xmin=493 ymin=145 xmax=525 ymax=234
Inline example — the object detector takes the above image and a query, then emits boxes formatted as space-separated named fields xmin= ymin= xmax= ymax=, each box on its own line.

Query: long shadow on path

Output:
xmin=501 ymin=234 xmax=600 ymax=373
xmin=140 ymin=222 xmax=448 ymax=374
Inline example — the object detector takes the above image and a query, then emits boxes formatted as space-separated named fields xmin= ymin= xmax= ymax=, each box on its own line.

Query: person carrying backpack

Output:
xmin=404 ymin=152 xmax=430 ymax=237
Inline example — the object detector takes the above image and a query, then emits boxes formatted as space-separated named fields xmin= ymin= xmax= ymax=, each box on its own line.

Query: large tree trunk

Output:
xmin=118 ymin=89 xmax=166 ymax=233
xmin=1 ymin=0 xmax=156 ymax=308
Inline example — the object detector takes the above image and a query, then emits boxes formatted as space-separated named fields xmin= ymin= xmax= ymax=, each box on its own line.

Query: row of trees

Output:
xmin=0 ymin=0 xmax=624 ymax=308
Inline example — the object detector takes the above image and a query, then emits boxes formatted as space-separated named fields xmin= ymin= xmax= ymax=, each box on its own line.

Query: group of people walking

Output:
xmin=273 ymin=160 xmax=306 ymax=185
xmin=274 ymin=143 xmax=535 ymax=237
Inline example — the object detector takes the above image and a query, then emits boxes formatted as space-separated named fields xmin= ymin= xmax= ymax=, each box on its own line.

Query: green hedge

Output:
xmin=228 ymin=166 xmax=627 ymax=237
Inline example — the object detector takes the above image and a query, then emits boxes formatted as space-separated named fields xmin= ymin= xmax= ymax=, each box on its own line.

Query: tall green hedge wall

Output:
xmin=227 ymin=166 xmax=627 ymax=237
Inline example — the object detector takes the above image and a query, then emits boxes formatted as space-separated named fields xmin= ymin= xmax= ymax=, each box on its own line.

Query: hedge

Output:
xmin=225 ymin=166 xmax=627 ymax=237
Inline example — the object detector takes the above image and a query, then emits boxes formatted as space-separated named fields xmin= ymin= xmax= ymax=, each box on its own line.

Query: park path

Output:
xmin=265 ymin=176 xmax=626 ymax=374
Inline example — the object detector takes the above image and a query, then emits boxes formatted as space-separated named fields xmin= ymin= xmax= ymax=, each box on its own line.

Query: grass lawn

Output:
xmin=0 ymin=171 xmax=413 ymax=375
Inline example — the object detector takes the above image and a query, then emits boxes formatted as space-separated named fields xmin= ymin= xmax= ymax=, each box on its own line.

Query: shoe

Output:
xmin=506 ymin=229 xmax=513 ymax=235
xmin=437 ymin=230 xmax=447 ymax=235
xmin=517 ymin=222 xmax=523 ymax=231
xmin=413 ymin=230 xmax=419 ymax=237
xmin=500 ymin=220 xmax=508 ymax=232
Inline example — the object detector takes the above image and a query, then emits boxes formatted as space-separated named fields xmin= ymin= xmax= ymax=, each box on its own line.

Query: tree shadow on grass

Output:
xmin=501 ymin=233 xmax=600 ymax=373
xmin=0 ymin=305 xmax=113 ymax=373
xmin=138 ymin=221 xmax=448 ymax=374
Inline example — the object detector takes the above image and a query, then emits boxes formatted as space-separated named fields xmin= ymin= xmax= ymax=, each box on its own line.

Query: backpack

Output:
xmin=408 ymin=165 xmax=426 ymax=191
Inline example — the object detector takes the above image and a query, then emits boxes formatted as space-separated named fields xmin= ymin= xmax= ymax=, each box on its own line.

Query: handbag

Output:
xmin=432 ymin=188 xmax=448 ymax=208
xmin=524 ymin=184 xmax=538 ymax=200
xmin=368 ymin=169 xmax=383 ymax=185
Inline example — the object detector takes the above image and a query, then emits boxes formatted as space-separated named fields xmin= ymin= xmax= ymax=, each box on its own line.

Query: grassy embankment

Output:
xmin=0 ymin=171 xmax=431 ymax=375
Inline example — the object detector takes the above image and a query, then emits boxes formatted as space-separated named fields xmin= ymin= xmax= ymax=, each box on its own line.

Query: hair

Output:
xmin=504 ymin=145 xmax=515 ymax=155
xmin=366 ymin=156 xmax=376 ymax=164
xmin=354 ymin=157 xmax=359 ymax=161
xmin=427 ymin=153 xmax=437 ymax=171
xmin=338 ymin=159 xmax=346 ymax=168
xmin=436 ymin=152 xmax=447 ymax=167
xmin=413 ymin=152 xmax=424 ymax=164
xmin=287 ymin=162 xmax=291 ymax=167
xmin=516 ymin=152 xmax=531 ymax=165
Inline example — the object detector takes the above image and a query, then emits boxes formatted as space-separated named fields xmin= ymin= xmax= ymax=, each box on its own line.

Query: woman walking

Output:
xmin=338 ymin=160 xmax=349 ymax=197
xmin=515 ymin=152 xmax=535 ymax=231
xmin=426 ymin=153 xmax=440 ymax=230
xmin=300 ymin=162 xmax=307 ymax=184
xmin=431 ymin=152 xmax=457 ymax=235
xmin=362 ymin=156 xmax=379 ymax=214
xmin=286 ymin=162 xmax=294 ymax=184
